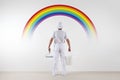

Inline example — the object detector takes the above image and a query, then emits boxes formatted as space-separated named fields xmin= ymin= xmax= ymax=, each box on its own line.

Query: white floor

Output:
xmin=0 ymin=72 xmax=120 ymax=80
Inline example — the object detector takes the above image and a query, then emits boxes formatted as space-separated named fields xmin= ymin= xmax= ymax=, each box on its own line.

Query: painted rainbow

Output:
xmin=23 ymin=4 xmax=97 ymax=38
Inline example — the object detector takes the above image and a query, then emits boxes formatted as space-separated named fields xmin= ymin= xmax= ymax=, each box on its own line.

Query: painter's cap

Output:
xmin=58 ymin=22 xmax=63 ymax=29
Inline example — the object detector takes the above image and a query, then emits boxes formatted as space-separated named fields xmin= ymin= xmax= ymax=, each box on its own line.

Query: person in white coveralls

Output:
xmin=48 ymin=22 xmax=71 ymax=76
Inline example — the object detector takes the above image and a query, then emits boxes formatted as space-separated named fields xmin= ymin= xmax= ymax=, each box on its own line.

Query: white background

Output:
xmin=0 ymin=0 xmax=120 ymax=71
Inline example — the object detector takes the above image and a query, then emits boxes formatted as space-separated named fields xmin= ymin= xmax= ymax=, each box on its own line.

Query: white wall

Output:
xmin=0 ymin=0 xmax=120 ymax=71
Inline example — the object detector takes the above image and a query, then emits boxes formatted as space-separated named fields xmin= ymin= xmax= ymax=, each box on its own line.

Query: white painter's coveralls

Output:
xmin=52 ymin=30 xmax=67 ymax=75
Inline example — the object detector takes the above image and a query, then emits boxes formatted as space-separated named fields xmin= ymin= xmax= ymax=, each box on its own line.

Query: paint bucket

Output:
xmin=65 ymin=53 xmax=72 ymax=65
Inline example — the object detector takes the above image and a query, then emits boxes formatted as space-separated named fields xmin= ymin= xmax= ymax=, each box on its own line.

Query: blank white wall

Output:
xmin=0 ymin=0 xmax=120 ymax=71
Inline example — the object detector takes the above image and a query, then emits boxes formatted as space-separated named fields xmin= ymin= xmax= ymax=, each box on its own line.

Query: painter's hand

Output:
xmin=48 ymin=47 xmax=51 ymax=53
xmin=68 ymin=47 xmax=71 ymax=52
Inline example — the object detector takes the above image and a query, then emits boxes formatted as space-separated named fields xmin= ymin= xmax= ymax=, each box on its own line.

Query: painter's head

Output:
xmin=58 ymin=22 xmax=63 ymax=30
